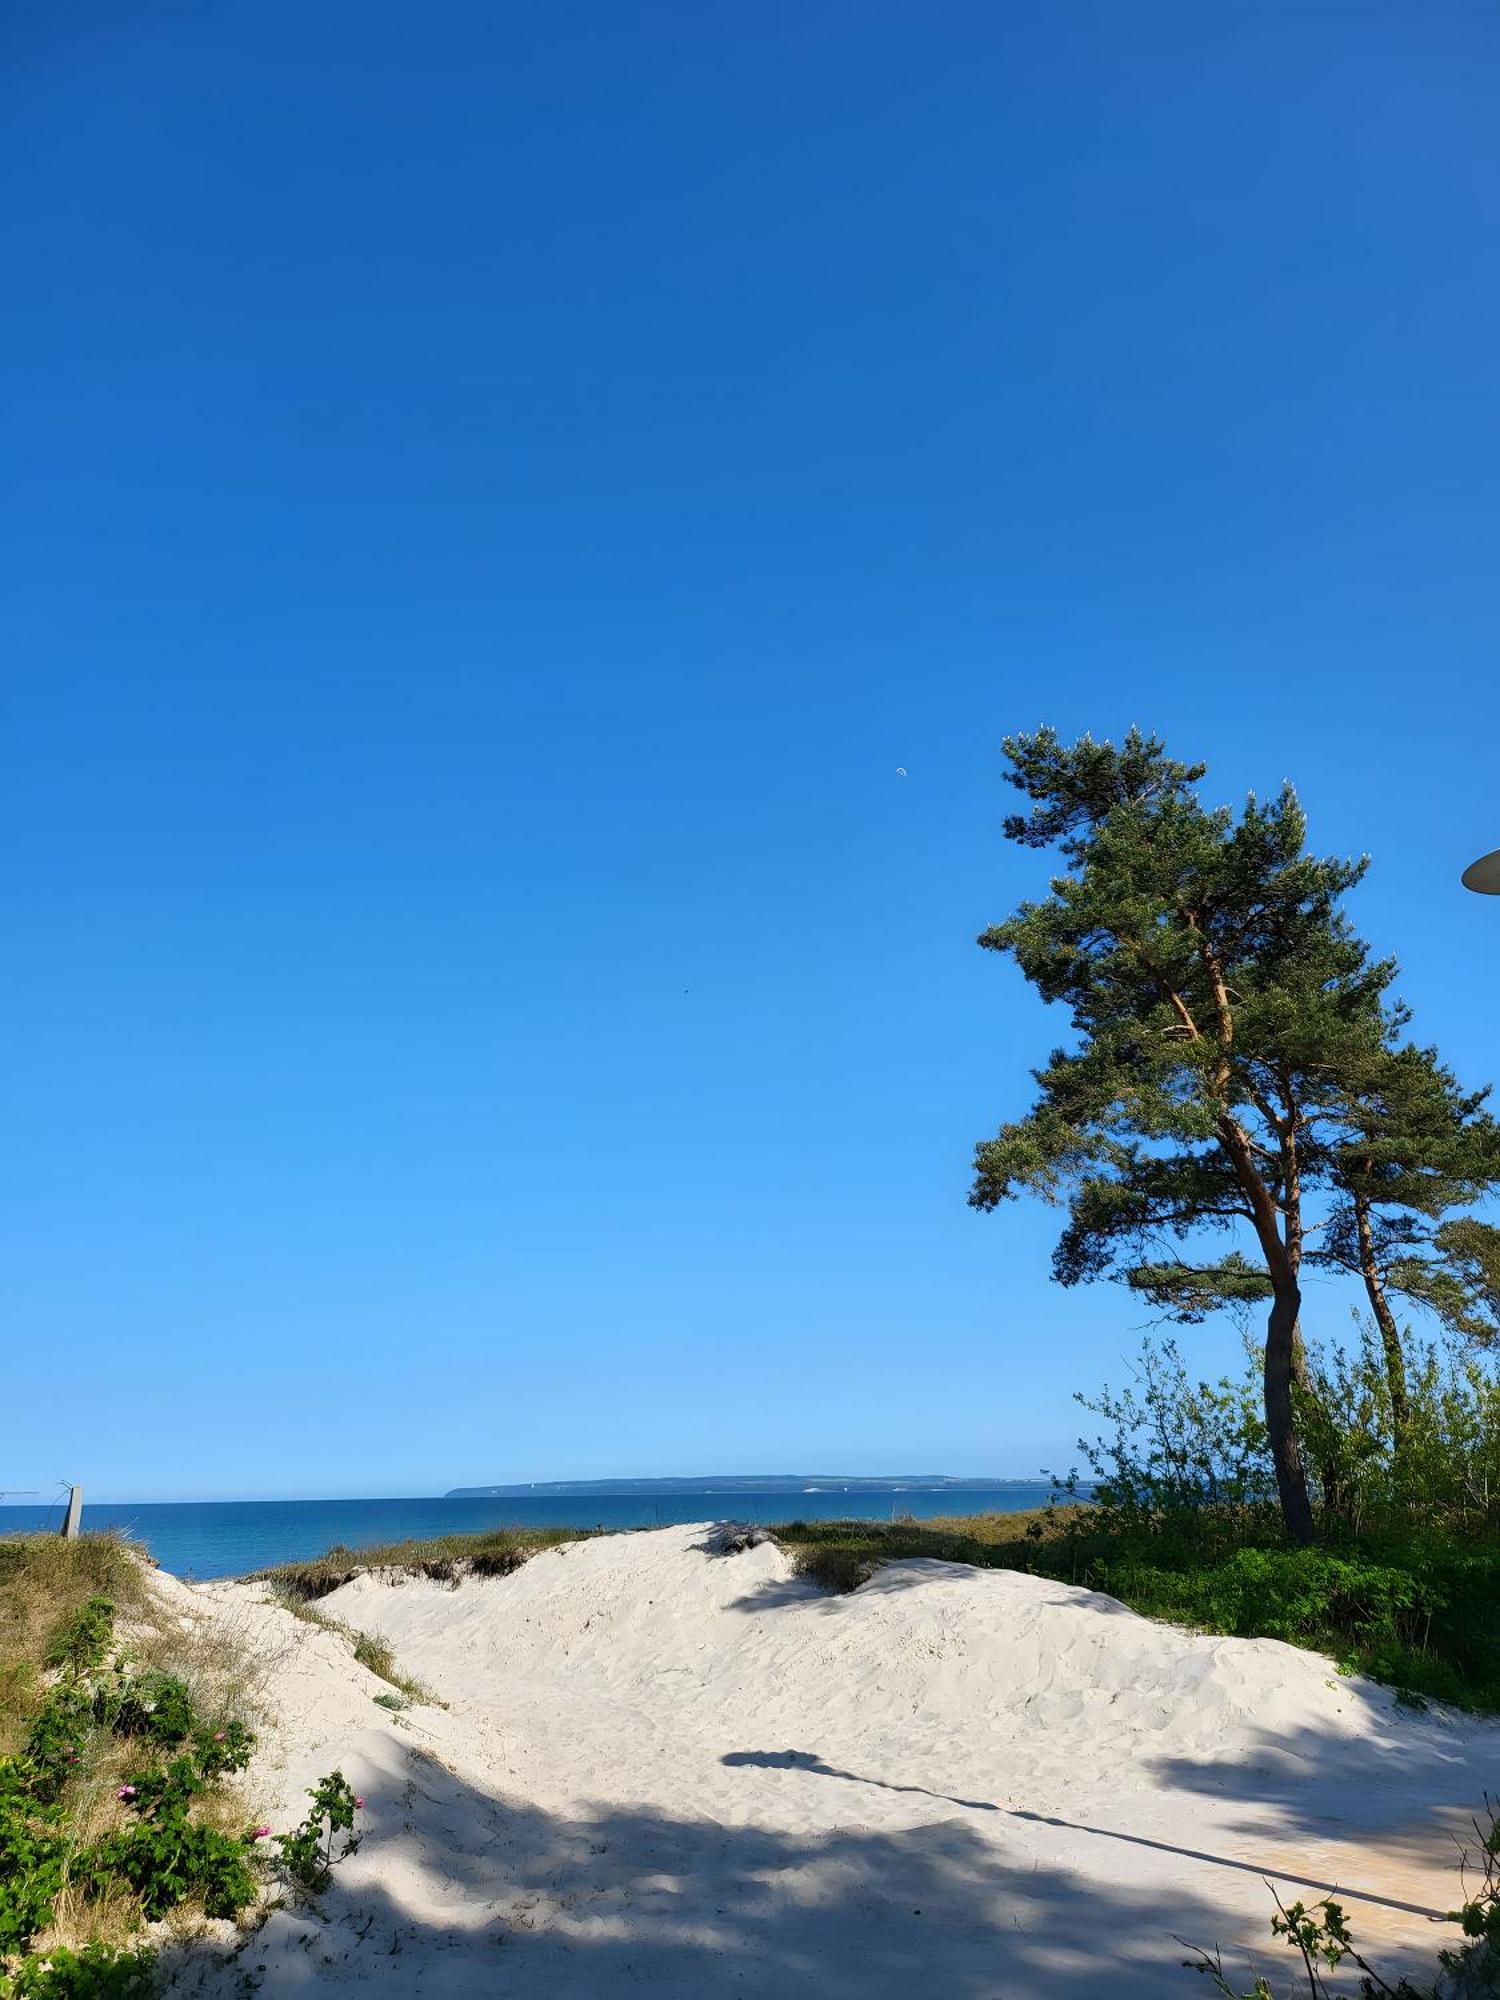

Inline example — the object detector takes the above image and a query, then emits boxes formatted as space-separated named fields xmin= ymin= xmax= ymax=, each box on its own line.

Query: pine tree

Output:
xmin=1315 ymin=1039 xmax=1500 ymax=1442
xmin=970 ymin=728 xmax=1394 ymax=1542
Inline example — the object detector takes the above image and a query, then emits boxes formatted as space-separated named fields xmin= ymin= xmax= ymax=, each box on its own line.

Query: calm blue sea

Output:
xmin=0 ymin=1488 xmax=1060 ymax=1581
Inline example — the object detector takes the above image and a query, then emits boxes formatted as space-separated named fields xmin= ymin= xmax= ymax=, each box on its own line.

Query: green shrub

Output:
xmin=1096 ymin=1547 xmax=1433 ymax=1645
xmin=98 ymin=1670 xmax=195 ymax=1749
xmin=23 ymin=1689 xmax=96 ymax=1806
xmin=0 ymin=1539 xmax=276 ymax=1983
xmin=85 ymin=1817 xmax=257 ymax=1922
xmin=789 ymin=1545 xmax=878 ymax=1594
xmin=276 ymin=1771 xmax=363 ymax=1894
xmin=0 ymin=1762 xmax=65 ymax=1954
xmin=42 ymin=1602 xmax=115 ymax=1681
xmin=0 ymin=1943 xmax=155 ymax=1999
xmin=191 ymin=1719 xmax=254 ymax=1777
xmin=82 ymin=1755 xmax=259 ymax=1920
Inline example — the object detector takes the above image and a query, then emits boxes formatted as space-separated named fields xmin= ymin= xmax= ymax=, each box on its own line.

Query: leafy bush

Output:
xmin=0 ymin=1943 xmax=156 ymax=1999
xmin=42 ymin=1602 xmax=115 ymax=1682
xmin=0 ymin=1602 xmax=266 ymax=1964
xmin=97 ymin=1669 xmax=195 ymax=1749
xmin=1016 ymin=1328 xmax=1500 ymax=1709
xmin=1072 ymin=1338 xmax=1275 ymax=1532
xmin=1077 ymin=1326 xmax=1500 ymax=1549
xmin=22 ymin=1689 xmax=96 ymax=1806
xmin=276 ymin=1771 xmax=363 ymax=1894
xmin=1096 ymin=1546 xmax=1433 ymax=1646
xmin=0 ymin=1763 xmax=65 ymax=1955
xmin=191 ymin=1719 xmax=254 ymax=1778
xmin=79 ymin=1755 xmax=257 ymax=1920
xmin=773 ymin=1506 xmax=1500 ymax=1710
xmin=85 ymin=1822 xmax=256 ymax=1921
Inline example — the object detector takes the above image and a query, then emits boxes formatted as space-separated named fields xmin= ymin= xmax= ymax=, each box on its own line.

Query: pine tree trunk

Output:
xmin=1265 ymin=1284 xmax=1315 ymax=1544
xmin=1354 ymin=1189 xmax=1411 ymax=1446
xmin=1213 ymin=1109 xmax=1317 ymax=1543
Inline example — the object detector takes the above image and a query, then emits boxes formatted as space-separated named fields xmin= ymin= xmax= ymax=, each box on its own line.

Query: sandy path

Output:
xmin=160 ymin=1526 xmax=1497 ymax=1997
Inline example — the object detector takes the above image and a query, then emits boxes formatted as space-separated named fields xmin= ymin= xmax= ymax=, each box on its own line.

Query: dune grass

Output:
xmin=776 ymin=1512 xmax=1096 ymax=1592
xmin=255 ymin=1523 xmax=599 ymax=1601
xmin=770 ymin=1509 xmax=1500 ymax=1713
xmin=248 ymin=1501 xmax=1500 ymax=1713
xmin=0 ymin=1534 xmax=151 ymax=1761
xmin=262 ymin=1585 xmax=442 ymax=1707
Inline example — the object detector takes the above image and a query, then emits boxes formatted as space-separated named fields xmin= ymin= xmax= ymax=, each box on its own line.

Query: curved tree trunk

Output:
xmin=1265 ymin=1284 xmax=1315 ymax=1544
xmin=1212 ymin=1101 xmax=1316 ymax=1543
xmin=1353 ymin=1188 xmax=1411 ymax=1446
xmin=1277 ymin=1106 xmax=1341 ymax=1518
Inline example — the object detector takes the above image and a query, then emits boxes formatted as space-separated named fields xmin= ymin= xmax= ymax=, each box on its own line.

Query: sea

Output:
xmin=0 ymin=1487 xmax=1061 ymax=1582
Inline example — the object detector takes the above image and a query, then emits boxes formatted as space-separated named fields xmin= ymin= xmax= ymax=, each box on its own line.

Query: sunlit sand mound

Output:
xmin=165 ymin=1524 xmax=1498 ymax=1998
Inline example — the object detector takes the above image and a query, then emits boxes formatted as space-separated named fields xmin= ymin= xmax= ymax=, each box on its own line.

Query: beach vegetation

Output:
xmin=787 ymin=1544 xmax=881 ymax=1594
xmin=1181 ymin=1799 xmax=1500 ymax=1995
xmin=262 ymin=1588 xmax=440 ymax=1708
xmin=275 ymin=1771 xmax=363 ymax=1895
xmin=1 ymin=1943 xmax=156 ymax=1998
xmin=0 ymin=1534 xmax=363 ymax=1995
xmin=970 ymin=728 xmax=1500 ymax=1543
xmin=774 ymin=1325 xmax=1500 ymax=1709
xmin=256 ymin=1523 xmax=594 ymax=1601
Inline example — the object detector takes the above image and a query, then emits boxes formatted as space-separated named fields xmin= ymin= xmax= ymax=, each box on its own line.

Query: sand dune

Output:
xmin=161 ymin=1525 xmax=1498 ymax=1997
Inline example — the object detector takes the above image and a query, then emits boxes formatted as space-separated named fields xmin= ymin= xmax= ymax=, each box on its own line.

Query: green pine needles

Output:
xmin=971 ymin=728 xmax=1500 ymax=1542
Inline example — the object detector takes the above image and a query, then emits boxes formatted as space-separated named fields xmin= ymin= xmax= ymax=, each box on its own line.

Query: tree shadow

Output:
xmin=156 ymin=1541 xmax=1495 ymax=1996
xmin=156 ymin=1737 xmax=1324 ymax=1999
xmin=722 ymin=1746 xmax=1003 ymax=1815
xmin=719 ymin=1748 xmax=1448 ymax=1920
xmin=1139 ymin=1685 xmax=1499 ymax=1908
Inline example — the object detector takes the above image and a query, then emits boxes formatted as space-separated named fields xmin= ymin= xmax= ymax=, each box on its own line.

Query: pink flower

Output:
xmin=354 ymin=1796 xmax=365 ymax=1810
xmin=116 ymin=1785 xmax=137 ymax=1801
xmin=213 ymin=1731 xmax=226 ymax=1742
xmin=250 ymin=1825 xmax=272 ymax=1841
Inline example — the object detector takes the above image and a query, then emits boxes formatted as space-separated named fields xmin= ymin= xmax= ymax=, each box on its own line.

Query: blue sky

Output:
xmin=3 ymin=3 xmax=1498 ymax=1501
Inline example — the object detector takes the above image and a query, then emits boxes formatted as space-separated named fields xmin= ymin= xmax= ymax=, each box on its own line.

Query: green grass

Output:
xmin=0 ymin=1535 xmax=151 ymax=1759
xmin=257 ymin=1504 xmax=1500 ymax=1716
xmin=255 ymin=1524 xmax=598 ymax=1602
xmin=262 ymin=1587 xmax=442 ymax=1707
xmin=769 ymin=1510 xmax=1500 ymax=1714
xmin=0 ymin=1533 xmax=265 ymax=1971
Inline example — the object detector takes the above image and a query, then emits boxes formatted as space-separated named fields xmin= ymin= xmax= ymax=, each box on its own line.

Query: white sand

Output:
xmin=160 ymin=1525 xmax=1498 ymax=1997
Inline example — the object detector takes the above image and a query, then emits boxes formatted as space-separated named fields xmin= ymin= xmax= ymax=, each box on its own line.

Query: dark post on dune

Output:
xmin=60 ymin=1485 xmax=82 ymax=1539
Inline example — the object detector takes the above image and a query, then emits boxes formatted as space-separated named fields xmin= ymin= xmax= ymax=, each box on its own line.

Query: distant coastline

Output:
xmin=445 ymin=1474 xmax=1053 ymax=1498
xmin=1 ymin=1486 xmax=1071 ymax=1581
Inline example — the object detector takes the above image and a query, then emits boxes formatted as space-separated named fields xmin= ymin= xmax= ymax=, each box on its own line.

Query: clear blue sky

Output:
xmin=3 ymin=3 xmax=1498 ymax=1501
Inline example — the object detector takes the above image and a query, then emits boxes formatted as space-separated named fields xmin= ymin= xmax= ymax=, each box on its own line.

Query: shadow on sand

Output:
xmin=158 ymin=1553 xmax=1489 ymax=1997
xmin=719 ymin=1747 xmax=1451 ymax=1920
xmin=155 ymin=1738 xmax=1320 ymax=1999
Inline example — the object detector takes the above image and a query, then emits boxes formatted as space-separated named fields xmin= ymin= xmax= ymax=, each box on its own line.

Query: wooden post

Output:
xmin=61 ymin=1486 xmax=82 ymax=1539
